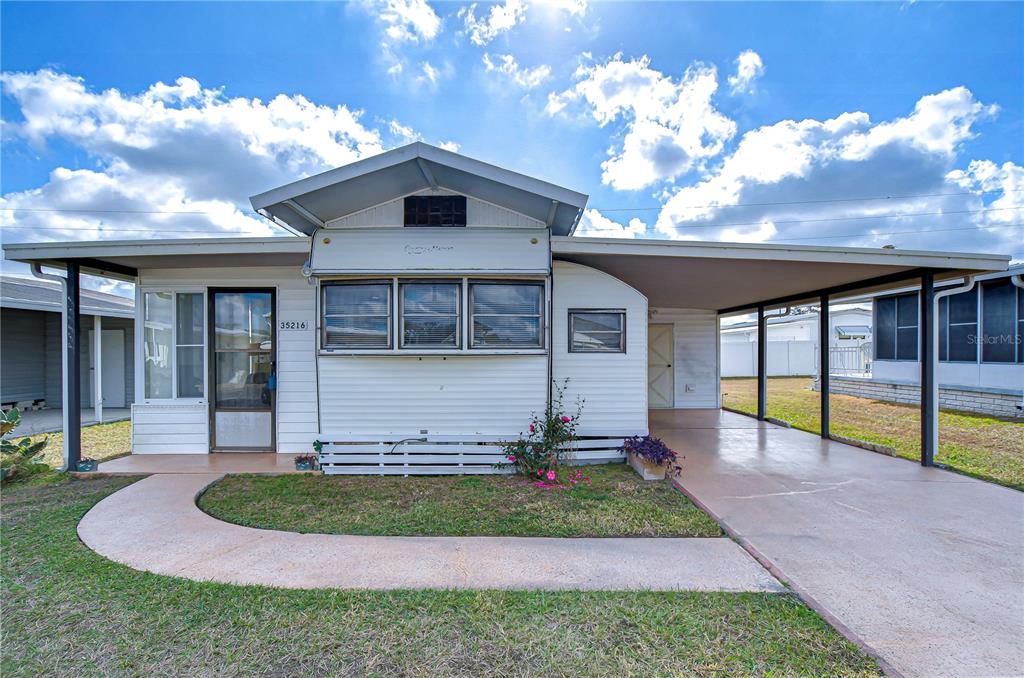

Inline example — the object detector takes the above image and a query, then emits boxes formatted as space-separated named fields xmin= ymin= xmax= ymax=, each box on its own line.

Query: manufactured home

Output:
xmin=2 ymin=143 xmax=1013 ymax=472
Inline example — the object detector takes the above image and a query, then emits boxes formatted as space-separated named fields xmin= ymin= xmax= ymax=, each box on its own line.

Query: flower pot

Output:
xmin=294 ymin=460 xmax=313 ymax=471
xmin=627 ymin=452 xmax=667 ymax=481
xmin=77 ymin=460 xmax=98 ymax=472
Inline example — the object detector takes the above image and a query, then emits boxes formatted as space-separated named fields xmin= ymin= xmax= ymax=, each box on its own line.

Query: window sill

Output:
xmin=319 ymin=349 xmax=548 ymax=357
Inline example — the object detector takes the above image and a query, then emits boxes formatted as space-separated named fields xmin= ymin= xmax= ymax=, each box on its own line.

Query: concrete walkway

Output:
xmin=653 ymin=409 xmax=1024 ymax=678
xmin=78 ymin=472 xmax=783 ymax=592
xmin=98 ymin=453 xmax=308 ymax=474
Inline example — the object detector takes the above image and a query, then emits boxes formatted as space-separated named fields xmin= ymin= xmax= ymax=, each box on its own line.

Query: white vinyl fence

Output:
xmin=721 ymin=341 xmax=817 ymax=377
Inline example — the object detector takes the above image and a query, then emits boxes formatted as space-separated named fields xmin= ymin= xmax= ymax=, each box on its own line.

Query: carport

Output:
xmin=552 ymin=236 xmax=1010 ymax=464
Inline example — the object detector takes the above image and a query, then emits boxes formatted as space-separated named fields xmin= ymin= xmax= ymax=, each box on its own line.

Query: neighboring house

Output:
xmin=829 ymin=267 xmax=1024 ymax=418
xmin=2 ymin=143 xmax=1011 ymax=471
xmin=720 ymin=307 xmax=872 ymax=377
xmin=0 ymin=274 xmax=135 ymax=414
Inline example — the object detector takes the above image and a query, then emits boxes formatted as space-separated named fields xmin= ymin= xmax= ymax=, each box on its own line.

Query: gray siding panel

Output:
xmin=1 ymin=308 xmax=47 ymax=402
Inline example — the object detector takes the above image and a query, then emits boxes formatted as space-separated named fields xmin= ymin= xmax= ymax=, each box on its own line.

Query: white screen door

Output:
xmin=648 ymin=323 xmax=674 ymax=408
xmin=88 ymin=329 xmax=126 ymax=408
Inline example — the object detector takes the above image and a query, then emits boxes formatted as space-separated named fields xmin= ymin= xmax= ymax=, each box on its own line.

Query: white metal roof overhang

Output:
xmin=2 ymin=237 xmax=311 ymax=281
xmin=249 ymin=142 xmax=589 ymax=236
xmin=551 ymin=237 xmax=1011 ymax=313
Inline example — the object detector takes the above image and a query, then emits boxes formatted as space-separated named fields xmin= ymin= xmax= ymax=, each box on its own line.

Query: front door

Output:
xmin=648 ymin=323 xmax=674 ymax=408
xmin=210 ymin=290 xmax=275 ymax=451
xmin=88 ymin=329 xmax=126 ymax=408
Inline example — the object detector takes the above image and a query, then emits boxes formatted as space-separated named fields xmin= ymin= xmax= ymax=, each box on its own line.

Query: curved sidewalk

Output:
xmin=78 ymin=473 xmax=783 ymax=592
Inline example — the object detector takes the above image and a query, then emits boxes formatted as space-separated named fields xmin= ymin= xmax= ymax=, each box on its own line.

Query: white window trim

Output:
xmin=318 ymin=275 xmax=548 ymax=355
xmin=321 ymin=279 xmax=394 ymax=350
xmin=568 ymin=309 xmax=627 ymax=353
xmin=468 ymin=280 xmax=546 ymax=350
xmin=137 ymin=286 xmax=208 ymax=404
xmin=399 ymin=280 xmax=462 ymax=349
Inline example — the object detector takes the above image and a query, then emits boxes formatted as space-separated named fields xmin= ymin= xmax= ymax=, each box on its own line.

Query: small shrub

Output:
xmin=499 ymin=380 xmax=588 ymax=488
xmin=1 ymin=408 xmax=49 ymax=481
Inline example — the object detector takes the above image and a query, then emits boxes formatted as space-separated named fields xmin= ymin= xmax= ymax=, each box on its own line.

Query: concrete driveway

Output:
xmin=653 ymin=409 xmax=1024 ymax=678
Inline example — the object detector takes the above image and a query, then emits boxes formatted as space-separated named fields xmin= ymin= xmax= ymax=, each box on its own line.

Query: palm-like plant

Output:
xmin=1 ymin=408 xmax=49 ymax=479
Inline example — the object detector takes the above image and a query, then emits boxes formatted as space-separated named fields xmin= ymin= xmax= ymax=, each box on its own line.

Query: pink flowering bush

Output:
xmin=498 ymin=380 xmax=587 ymax=488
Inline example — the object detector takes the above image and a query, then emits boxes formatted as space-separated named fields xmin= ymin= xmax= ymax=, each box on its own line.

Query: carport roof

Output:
xmin=249 ymin=142 xmax=589 ymax=236
xmin=552 ymin=237 xmax=1010 ymax=312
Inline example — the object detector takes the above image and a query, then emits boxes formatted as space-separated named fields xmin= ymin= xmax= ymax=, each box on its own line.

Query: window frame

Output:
xmin=138 ymin=286 xmax=208 ymax=403
xmin=568 ymin=309 xmax=626 ymax=354
xmin=403 ymin=195 xmax=468 ymax=228
xmin=874 ymin=292 xmax=919 ymax=362
xmin=938 ymin=286 xmax=979 ymax=363
xmin=398 ymin=279 xmax=462 ymax=349
xmin=980 ymin=279 xmax=1021 ymax=364
xmin=469 ymin=280 xmax=546 ymax=350
xmin=320 ymin=279 xmax=394 ymax=350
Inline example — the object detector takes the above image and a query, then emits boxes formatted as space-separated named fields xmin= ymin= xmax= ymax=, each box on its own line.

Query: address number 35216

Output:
xmin=280 ymin=321 xmax=308 ymax=330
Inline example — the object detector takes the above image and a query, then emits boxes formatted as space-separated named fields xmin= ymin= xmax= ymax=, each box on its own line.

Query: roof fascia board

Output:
xmin=250 ymin=142 xmax=588 ymax=213
xmin=3 ymin=237 xmax=311 ymax=263
xmin=0 ymin=299 xmax=134 ymax=318
xmin=552 ymin=236 xmax=1010 ymax=271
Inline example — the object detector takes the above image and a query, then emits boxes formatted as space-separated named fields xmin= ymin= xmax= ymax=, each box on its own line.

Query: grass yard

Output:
xmin=722 ymin=377 xmax=1024 ymax=490
xmin=199 ymin=464 xmax=723 ymax=537
xmin=1 ymin=475 xmax=882 ymax=677
xmin=28 ymin=419 xmax=132 ymax=468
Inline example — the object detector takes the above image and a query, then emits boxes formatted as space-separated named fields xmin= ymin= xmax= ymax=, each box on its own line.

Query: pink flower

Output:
xmin=529 ymin=424 xmax=535 ymax=433
xmin=561 ymin=416 xmax=570 ymax=423
xmin=546 ymin=470 xmax=557 ymax=481
xmin=537 ymin=469 xmax=543 ymax=476
xmin=506 ymin=455 xmax=516 ymax=462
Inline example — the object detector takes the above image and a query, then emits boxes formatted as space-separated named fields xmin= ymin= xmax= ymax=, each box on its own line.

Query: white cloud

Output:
xmin=374 ymin=0 xmax=441 ymax=43
xmin=482 ymin=53 xmax=552 ymax=89
xmin=648 ymin=86 xmax=1020 ymax=255
xmin=727 ymin=50 xmax=764 ymax=95
xmin=438 ymin=140 xmax=461 ymax=152
xmin=548 ymin=54 xmax=736 ymax=191
xmin=0 ymin=70 xmax=393 ymax=252
xmin=460 ymin=0 xmax=526 ymax=46
xmin=575 ymin=209 xmax=647 ymax=238
xmin=542 ymin=0 xmax=588 ymax=17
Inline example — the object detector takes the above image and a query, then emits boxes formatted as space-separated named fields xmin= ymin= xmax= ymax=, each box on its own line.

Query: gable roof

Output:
xmin=249 ymin=142 xmax=589 ymax=236
xmin=0 ymin=274 xmax=134 ymax=318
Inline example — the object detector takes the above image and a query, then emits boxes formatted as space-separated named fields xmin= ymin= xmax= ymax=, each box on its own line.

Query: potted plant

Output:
xmin=620 ymin=435 xmax=681 ymax=481
xmin=294 ymin=453 xmax=317 ymax=471
xmin=77 ymin=457 xmax=98 ymax=472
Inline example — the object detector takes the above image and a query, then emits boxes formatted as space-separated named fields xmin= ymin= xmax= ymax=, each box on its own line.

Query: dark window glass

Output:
xmin=404 ymin=196 xmax=467 ymax=227
xmin=570 ymin=311 xmax=625 ymax=353
xmin=875 ymin=297 xmax=896 ymax=360
xmin=1018 ymin=287 xmax=1024 ymax=363
xmin=938 ymin=298 xmax=948 ymax=361
xmin=982 ymin=280 xmax=1016 ymax=363
xmin=944 ymin=287 xmax=978 ymax=362
xmin=895 ymin=293 xmax=918 ymax=361
xmin=322 ymin=282 xmax=392 ymax=348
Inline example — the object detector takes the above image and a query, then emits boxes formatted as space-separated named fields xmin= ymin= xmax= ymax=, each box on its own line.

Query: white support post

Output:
xmin=94 ymin=314 xmax=103 ymax=424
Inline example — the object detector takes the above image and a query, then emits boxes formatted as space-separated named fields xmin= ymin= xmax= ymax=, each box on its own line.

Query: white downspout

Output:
xmin=1011 ymin=274 xmax=1024 ymax=415
xmin=30 ymin=264 xmax=70 ymax=469
xmin=94 ymin=314 xmax=103 ymax=424
xmin=930 ymin=275 xmax=976 ymax=454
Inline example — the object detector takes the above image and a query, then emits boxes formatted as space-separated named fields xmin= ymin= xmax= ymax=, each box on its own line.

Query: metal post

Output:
xmin=64 ymin=261 xmax=82 ymax=471
xmin=819 ymin=294 xmax=830 ymax=439
xmin=757 ymin=304 xmax=767 ymax=420
xmin=93 ymin=314 xmax=103 ymax=424
xmin=920 ymin=273 xmax=935 ymax=467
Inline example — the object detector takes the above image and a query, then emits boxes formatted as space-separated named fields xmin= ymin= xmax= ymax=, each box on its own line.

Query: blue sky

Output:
xmin=2 ymin=0 xmax=1022 ymax=289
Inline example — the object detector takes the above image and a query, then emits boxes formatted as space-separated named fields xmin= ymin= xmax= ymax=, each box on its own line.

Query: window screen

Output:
xmin=322 ymin=282 xmax=392 ymax=349
xmin=570 ymin=311 xmax=625 ymax=352
xmin=1018 ymin=286 xmax=1024 ymax=363
xmin=404 ymin=196 xmax=467 ymax=227
xmin=944 ymin=287 xmax=978 ymax=362
xmin=470 ymin=282 xmax=543 ymax=348
xmin=875 ymin=297 xmax=896 ymax=360
xmin=982 ymin=280 xmax=1016 ymax=363
xmin=895 ymin=293 xmax=919 ymax=361
xmin=143 ymin=292 xmax=174 ymax=398
xmin=401 ymin=282 xmax=460 ymax=348
xmin=175 ymin=293 xmax=205 ymax=397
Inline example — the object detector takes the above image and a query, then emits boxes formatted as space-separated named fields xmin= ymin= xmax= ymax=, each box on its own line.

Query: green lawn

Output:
xmin=198 ymin=464 xmax=723 ymax=537
xmin=28 ymin=419 xmax=132 ymax=468
xmin=1 ymin=475 xmax=882 ymax=677
xmin=722 ymin=377 xmax=1024 ymax=491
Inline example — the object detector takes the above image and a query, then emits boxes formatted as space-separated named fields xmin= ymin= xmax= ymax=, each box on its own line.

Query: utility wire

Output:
xmin=591 ymin=188 xmax=1022 ymax=212
xmin=773 ymin=223 xmax=1024 ymax=243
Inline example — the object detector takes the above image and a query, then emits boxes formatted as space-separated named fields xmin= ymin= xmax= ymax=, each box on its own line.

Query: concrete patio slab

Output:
xmin=98 ymin=453 xmax=308 ymax=475
xmin=654 ymin=408 xmax=1024 ymax=678
xmin=77 ymin=472 xmax=783 ymax=592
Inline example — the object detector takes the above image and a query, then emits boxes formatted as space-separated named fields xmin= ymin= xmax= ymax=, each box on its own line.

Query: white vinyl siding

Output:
xmin=325 ymin=193 xmax=545 ymax=230
xmin=552 ymin=261 xmax=648 ymax=436
xmin=131 ymin=266 xmax=319 ymax=454
xmin=318 ymin=355 xmax=547 ymax=435
xmin=650 ymin=307 xmax=720 ymax=408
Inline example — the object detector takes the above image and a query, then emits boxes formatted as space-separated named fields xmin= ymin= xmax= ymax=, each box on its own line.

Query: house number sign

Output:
xmin=280 ymin=321 xmax=308 ymax=330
